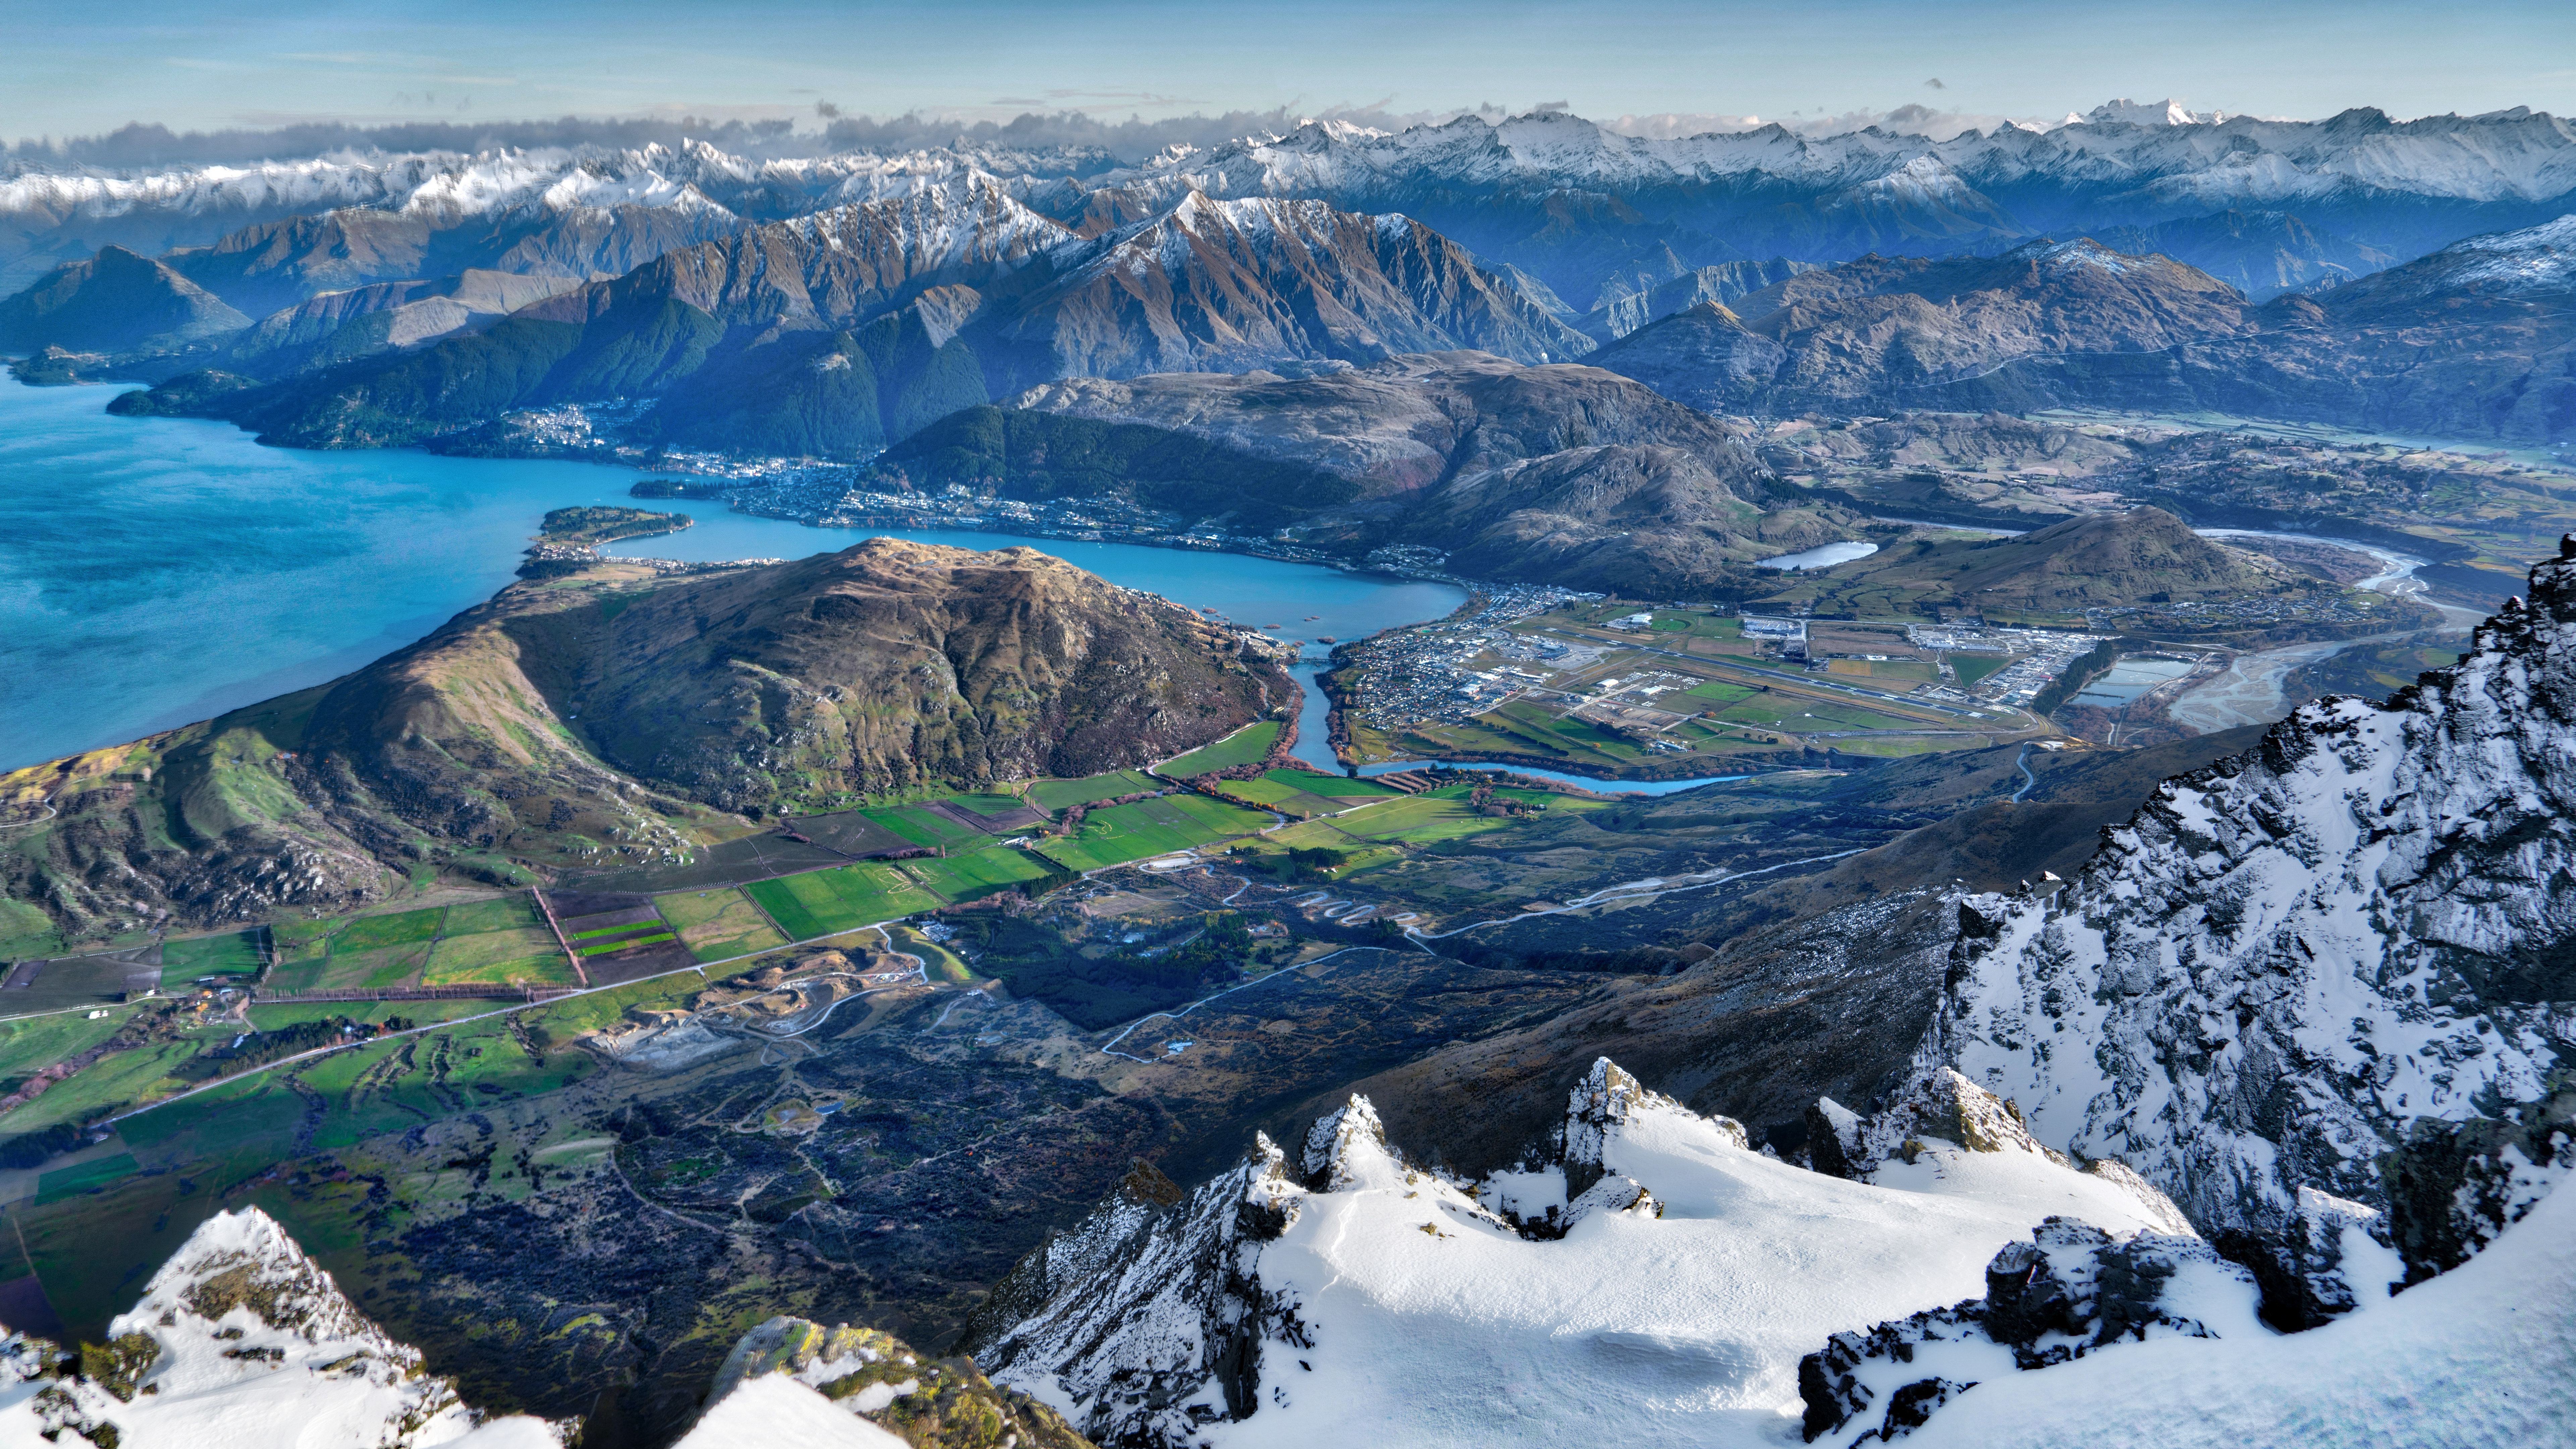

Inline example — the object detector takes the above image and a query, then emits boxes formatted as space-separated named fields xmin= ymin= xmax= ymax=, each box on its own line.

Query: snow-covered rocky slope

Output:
xmin=967 ymin=1059 xmax=2195 ymax=1448
xmin=1878 ymin=1164 xmax=2576 ymax=1449
xmin=1802 ymin=1139 xmax=2573 ymax=1447
xmin=0 ymin=1207 xmax=560 ymax=1449
xmin=1926 ymin=540 xmax=2576 ymax=1304
xmin=675 ymin=1314 xmax=1091 ymax=1449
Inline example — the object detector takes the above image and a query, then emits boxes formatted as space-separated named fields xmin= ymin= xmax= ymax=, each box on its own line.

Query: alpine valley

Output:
xmin=0 ymin=89 xmax=2572 ymax=1449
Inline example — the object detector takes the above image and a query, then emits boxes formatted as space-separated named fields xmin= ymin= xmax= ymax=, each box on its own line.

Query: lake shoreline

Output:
xmin=0 ymin=375 xmax=1469 ymax=772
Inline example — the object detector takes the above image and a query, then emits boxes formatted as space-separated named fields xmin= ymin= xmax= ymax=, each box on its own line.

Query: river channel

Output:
xmin=0 ymin=376 xmax=1462 ymax=771
xmin=2165 ymin=528 xmax=2486 ymax=732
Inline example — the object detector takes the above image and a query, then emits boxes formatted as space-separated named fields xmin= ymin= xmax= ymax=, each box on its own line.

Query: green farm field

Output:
xmin=159 ymin=930 xmax=264 ymax=986
xmin=263 ymin=942 xmax=433 ymax=994
xmin=947 ymin=794 xmax=1032 ymax=819
xmin=0 ymin=1010 xmax=132 ymax=1084
xmin=1267 ymin=770 xmax=1401 ymax=799
xmin=1033 ymin=793 xmax=1269 ymax=872
xmin=37 ymin=1154 xmax=139 ymax=1205
xmin=903 ymin=847 xmax=1055 ymax=900
xmin=1157 ymin=721 xmax=1280 ymax=777
xmin=579 ymin=933 xmax=675 ymax=957
xmin=655 ymin=888 xmax=790 ymax=962
xmin=1028 ymin=770 xmax=1159 ymax=812
xmin=1328 ymin=789 xmax=1525 ymax=846
xmin=424 ymin=927 xmax=563 ymax=976
xmin=333 ymin=907 xmax=446 ymax=952
xmin=422 ymin=925 xmax=574 ymax=985
xmin=441 ymin=895 xmax=543 ymax=934
xmin=746 ymin=866 xmax=942 ymax=941
xmin=864 ymin=805 xmax=985 ymax=849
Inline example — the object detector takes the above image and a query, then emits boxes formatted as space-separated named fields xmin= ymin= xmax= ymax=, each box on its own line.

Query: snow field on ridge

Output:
xmin=1900 ymin=1165 xmax=2576 ymax=1449
xmin=1087 ymin=1091 xmax=2194 ymax=1448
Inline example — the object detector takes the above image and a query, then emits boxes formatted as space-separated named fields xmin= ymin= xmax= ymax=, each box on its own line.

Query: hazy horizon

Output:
xmin=7 ymin=0 xmax=2569 ymax=152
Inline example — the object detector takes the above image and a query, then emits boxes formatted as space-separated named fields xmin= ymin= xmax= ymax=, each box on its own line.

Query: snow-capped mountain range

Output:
xmin=7 ymin=102 xmax=2571 ymax=308
xmin=0 ymin=139 xmax=1108 ymax=293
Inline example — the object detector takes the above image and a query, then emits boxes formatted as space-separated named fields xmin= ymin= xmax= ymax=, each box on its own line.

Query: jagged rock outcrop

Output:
xmin=695 ymin=1315 xmax=1092 ymax=1449
xmin=1798 ymin=1218 xmax=2262 ymax=1445
xmin=965 ymin=1147 xmax=1308 ymax=1448
xmin=0 ymin=1207 xmax=559 ymax=1446
xmin=1925 ymin=541 xmax=2576 ymax=1295
xmin=1561 ymin=1055 xmax=1747 ymax=1197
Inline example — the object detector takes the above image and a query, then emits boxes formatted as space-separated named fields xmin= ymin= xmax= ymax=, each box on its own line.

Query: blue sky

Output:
xmin=6 ymin=0 xmax=2570 ymax=142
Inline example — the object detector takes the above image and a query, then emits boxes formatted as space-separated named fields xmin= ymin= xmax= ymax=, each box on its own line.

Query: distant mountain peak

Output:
xmin=2085 ymin=97 xmax=2226 ymax=126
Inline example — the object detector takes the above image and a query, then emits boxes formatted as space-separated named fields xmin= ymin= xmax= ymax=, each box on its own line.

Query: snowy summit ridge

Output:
xmin=0 ymin=1207 xmax=559 ymax=1449
xmin=969 ymin=1059 xmax=2194 ymax=1448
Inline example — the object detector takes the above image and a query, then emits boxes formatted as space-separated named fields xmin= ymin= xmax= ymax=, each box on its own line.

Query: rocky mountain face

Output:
xmin=880 ymin=350 xmax=1851 ymax=591
xmin=691 ymin=1315 xmax=1093 ymax=1448
xmin=0 ymin=244 xmax=250 ymax=356
xmin=538 ymin=539 xmax=1285 ymax=807
xmin=2181 ymin=211 xmax=2576 ymax=442
xmin=985 ymin=192 xmax=1588 ymax=379
xmin=154 ymin=199 xmax=748 ymax=320
xmin=1585 ymin=214 xmax=2574 ymax=441
xmin=1591 ymin=237 xmax=2255 ymax=414
xmin=1924 ymin=543 xmax=2576 ymax=1296
xmin=0 ymin=1206 xmax=560 ymax=1447
xmin=2091 ymin=209 xmax=2398 ymax=298
xmin=998 ymin=350 xmax=1743 ymax=495
xmin=107 ymin=182 xmax=1582 ymax=458
xmin=194 ymin=268 xmax=589 ymax=379
xmin=1575 ymin=256 xmax=1820 ymax=342
xmin=0 ymin=539 xmax=1281 ymax=937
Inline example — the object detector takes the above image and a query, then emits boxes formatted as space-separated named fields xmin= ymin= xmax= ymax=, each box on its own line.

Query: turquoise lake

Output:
xmin=0 ymin=375 xmax=1462 ymax=772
